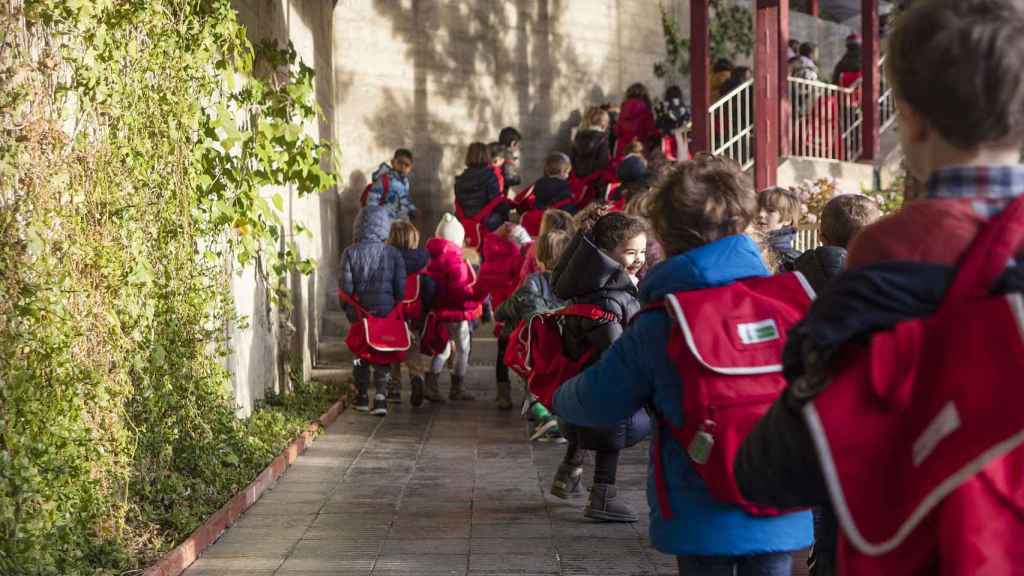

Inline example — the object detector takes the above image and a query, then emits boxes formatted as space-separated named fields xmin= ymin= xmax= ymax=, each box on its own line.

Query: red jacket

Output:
xmin=478 ymin=235 xmax=526 ymax=310
xmin=426 ymin=237 xmax=485 ymax=322
xmin=614 ymin=97 xmax=657 ymax=158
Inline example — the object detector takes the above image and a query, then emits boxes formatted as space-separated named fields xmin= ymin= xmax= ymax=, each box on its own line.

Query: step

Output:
xmin=316 ymin=336 xmax=354 ymax=367
xmin=310 ymin=366 xmax=353 ymax=386
xmin=321 ymin=310 xmax=350 ymax=340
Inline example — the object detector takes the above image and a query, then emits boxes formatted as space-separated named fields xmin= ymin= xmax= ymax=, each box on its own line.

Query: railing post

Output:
xmin=690 ymin=0 xmax=711 ymax=155
xmin=809 ymin=0 xmax=819 ymax=17
xmin=860 ymin=0 xmax=880 ymax=162
xmin=778 ymin=0 xmax=790 ymax=158
xmin=755 ymin=0 xmax=780 ymax=189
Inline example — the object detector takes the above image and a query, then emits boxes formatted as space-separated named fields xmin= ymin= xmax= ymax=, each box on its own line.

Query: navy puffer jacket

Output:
xmin=339 ymin=205 xmax=406 ymax=319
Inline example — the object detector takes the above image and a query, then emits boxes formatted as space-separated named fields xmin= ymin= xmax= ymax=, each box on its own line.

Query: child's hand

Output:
xmin=498 ymin=223 xmax=532 ymax=247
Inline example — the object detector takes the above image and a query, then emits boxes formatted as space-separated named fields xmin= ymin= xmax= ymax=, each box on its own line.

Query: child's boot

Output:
xmin=423 ymin=372 xmax=445 ymax=403
xmin=495 ymin=380 xmax=513 ymax=410
xmin=584 ymin=484 xmax=637 ymax=523
xmin=388 ymin=364 xmax=402 ymax=403
xmin=353 ymin=360 xmax=370 ymax=413
xmin=550 ymin=463 xmax=584 ymax=499
xmin=449 ymin=374 xmax=475 ymax=401
xmin=410 ymin=375 xmax=425 ymax=407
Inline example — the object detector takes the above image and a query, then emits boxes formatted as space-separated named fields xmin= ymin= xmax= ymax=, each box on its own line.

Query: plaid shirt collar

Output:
xmin=927 ymin=165 xmax=1024 ymax=218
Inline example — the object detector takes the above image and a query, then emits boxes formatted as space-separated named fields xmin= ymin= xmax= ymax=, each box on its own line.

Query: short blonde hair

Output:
xmin=650 ymin=155 xmax=757 ymax=256
xmin=758 ymin=186 xmax=802 ymax=227
xmin=584 ymin=106 xmax=610 ymax=130
xmin=388 ymin=220 xmax=420 ymax=250
xmin=539 ymin=208 xmax=575 ymax=237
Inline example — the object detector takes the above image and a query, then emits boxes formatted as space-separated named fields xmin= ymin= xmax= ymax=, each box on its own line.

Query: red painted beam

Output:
xmin=778 ymin=0 xmax=791 ymax=158
xmin=810 ymin=0 xmax=820 ymax=17
xmin=861 ymin=0 xmax=880 ymax=161
xmin=690 ymin=0 xmax=711 ymax=155
xmin=755 ymin=0 xmax=780 ymax=189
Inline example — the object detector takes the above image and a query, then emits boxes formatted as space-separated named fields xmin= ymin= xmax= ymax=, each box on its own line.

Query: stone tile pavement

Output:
xmin=183 ymin=367 xmax=807 ymax=576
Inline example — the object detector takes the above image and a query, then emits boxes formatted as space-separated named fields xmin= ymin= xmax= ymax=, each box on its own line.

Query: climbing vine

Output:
xmin=0 ymin=1 xmax=336 ymax=574
xmin=654 ymin=0 xmax=755 ymax=82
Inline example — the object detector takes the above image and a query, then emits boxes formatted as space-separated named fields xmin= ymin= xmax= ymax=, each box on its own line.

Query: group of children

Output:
xmin=341 ymin=1 xmax=1024 ymax=571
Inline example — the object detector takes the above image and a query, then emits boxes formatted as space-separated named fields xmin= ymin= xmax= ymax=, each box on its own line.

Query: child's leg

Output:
xmin=550 ymin=424 xmax=585 ymax=498
xmin=388 ymin=363 xmax=402 ymax=402
xmin=406 ymin=337 xmax=427 ymax=406
xmin=353 ymin=359 xmax=370 ymax=412
xmin=495 ymin=335 xmax=512 ymax=409
xmin=583 ymin=425 xmax=635 ymax=523
xmin=423 ymin=342 xmax=451 ymax=403
xmin=370 ymin=363 xmax=389 ymax=416
xmin=446 ymin=321 xmax=474 ymax=400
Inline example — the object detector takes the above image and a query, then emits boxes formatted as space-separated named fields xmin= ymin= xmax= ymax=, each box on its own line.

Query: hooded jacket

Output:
xmin=793 ymin=245 xmax=847 ymax=293
xmin=552 ymin=233 xmax=641 ymax=357
xmin=398 ymin=246 xmax=436 ymax=319
xmin=494 ymin=271 xmax=565 ymax=338
xmin=552 ymin=235 xmax=814 ymax=556
xmin=614 ymin=97 xmax=658 ymax=158
xmin=367 ymin=162 xmax=417 ymax=221
xmin=532 ymin=176 xmax=574 ymax=211
xmin=339 ymin=205 xmax=406 ymax=318
xmin=454 ymin=165 xmax=509 ymax=231
xmin=425 ymin=237 xmax=485 ymax=322
xmin=571 ymin=129 xmax=611 ymax=179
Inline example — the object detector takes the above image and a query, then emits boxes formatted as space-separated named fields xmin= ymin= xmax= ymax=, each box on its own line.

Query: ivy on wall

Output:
xmin=654 ymin=0 xmax=755 ymax=82
xmin=0 ymin=1 xmax=335 ymax=573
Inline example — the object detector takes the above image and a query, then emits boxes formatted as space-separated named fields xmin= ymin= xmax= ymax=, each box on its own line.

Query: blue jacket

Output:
xmin=367 ymin=163 xmax=416 ymax=221
xmin=553 ymin=235 xmax=813 ymax=556
xmin=339 ymin=206 xmax=406 ymax=318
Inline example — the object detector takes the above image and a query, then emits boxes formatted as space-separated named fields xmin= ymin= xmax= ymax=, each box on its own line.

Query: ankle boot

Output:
xmin=584 ymin=484 xmax=637 ymax=523
xmin=448 ymin=374 xmax=475 ymax=401
xmin=495 ymin=380 xmax=513 ymax=410
xmin=410 ymin=375 xmax=425 ymax=407
xmin=423 ymin=372 xmax=445 ymax=403
xmin=550 ymin=463 xmax=584 ymax=499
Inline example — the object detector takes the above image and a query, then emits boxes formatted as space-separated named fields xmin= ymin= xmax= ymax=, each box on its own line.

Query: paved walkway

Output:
xmin=183 ymin=367 xmax=806 ymax=576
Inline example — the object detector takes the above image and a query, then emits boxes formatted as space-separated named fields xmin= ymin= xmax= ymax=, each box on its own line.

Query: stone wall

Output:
xmin=227 ymin=0 xmax=337 ymax=415
xmin=330 ymin=0 xmax=686 ymax=256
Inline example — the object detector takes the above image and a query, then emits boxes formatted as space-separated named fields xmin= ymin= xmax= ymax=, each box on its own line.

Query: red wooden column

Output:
xmin=690 ymin=0 xmax=711 ymax=155
xmin=778 ymin=0 xmax=791 ymax=158
xmin=809 ymin=0 xmax=820 ymax=17
xmin=861 ymin=0 xmax=880 ymax=161
xmin=755 ymin=0 xmax=781 ymax=189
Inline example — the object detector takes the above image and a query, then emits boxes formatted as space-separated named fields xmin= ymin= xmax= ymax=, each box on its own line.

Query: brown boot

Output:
xmin=495 ymin=380 xmax=513 ymax=410
xmin=448 ymin=374 xmax=475 ymax=401
xmin=423 ymin=372 xmax=445 ymax=403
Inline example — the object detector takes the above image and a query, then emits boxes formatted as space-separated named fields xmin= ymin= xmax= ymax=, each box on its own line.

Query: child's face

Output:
xmin=393 ymin=156 xmax=413 ymax=177
xmin=611 ymin=233 xmax=647 ymax=277
xmin=758 ymin=208 xmax=789 ymax=232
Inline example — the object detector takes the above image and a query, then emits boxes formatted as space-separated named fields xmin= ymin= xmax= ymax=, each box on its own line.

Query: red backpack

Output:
xmin=337 ymin=290 xmax=411 ymax=364
xmin=805 ymin=196 xmax=1024 ymax=575
xmin=455 ymin=193 xmax=507 ymax=250
xmin=650 ymin=272 xmax=815 ymax=518
xmin=504 ymin=304 xmax=617 ymax=409
xmin=359 ymin=173 xmax=390 ymax=207
xmin=401 ymin=274 xmax=424 ymax=325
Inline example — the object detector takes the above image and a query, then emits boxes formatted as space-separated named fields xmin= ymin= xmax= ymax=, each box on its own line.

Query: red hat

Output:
xmin=847 ymin=33 xmax=862 ymax=46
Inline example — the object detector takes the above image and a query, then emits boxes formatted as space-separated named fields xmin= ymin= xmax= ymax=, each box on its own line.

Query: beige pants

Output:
xmin=391 ymin=332 xmax=428 ymax=383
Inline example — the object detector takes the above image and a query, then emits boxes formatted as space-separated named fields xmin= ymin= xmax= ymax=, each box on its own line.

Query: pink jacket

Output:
xmin=614 ymin=97 xmax=657 ymax=158
xmin=426 ymin=237 xmax=485 ymax=322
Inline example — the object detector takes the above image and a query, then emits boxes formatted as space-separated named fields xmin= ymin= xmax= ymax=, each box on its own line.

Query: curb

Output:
xmin=142 ymin=395 xmax=348 ymax=576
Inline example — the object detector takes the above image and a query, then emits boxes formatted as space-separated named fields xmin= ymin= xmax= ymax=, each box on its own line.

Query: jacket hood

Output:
xmin=552 ymin=233 xmax=637 ymax=300
xmin=794 ymin=245 xmax=847 ymax=292
xmin=353 ymin=205 xmax=392 ymax=243
xmin=534 ymin=176 xmax=572 ymax=204
xmin=455 ymin=165 xmax=497 ymax=191
xmin=426 ymin=236 xmax=463 ymax=260
xmin=372 ymin=161 xmax=407 ymax=184
xmin=639 ymin=235 xmax=769 ymax=303
xmin=400 ymin=247 xmax=430 ymax=274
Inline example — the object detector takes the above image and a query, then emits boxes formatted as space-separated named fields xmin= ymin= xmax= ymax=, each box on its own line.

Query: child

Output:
xmin=571 ymin=107 xmax=612 ymax=183
xmin=387 ymin=220 xmax=436 ymax=406
xmin=793 ymin=194 xmax=881 ymax=292
xmin=790 ymin=42 xmax=820 ymax=81
xmin=757 ymin=186 xmax=804 ymax=271
xmin=366 ymin=148 xmax=417 ymax=222
xmin=610 ymin=154 xmax=650 ymax=208
xmin=519 ymin=208 xmax=575 ymax=286
xmin=614 ymin=82 xmax=657 ymax=158
xmin=737 ymin=2 xmax=1024 ymax=572
xmin=488 ymin=141 xmax=507 ymax=194
xmin=624 ymin=191 xmax=664 ymax=276
xmin=549 ymin=212 xmax=652 ymax=522
xmin=498 ymin=126 xmax=523 ymax=194
xmin=552 ymin=157 xmax=812 ymax=572
xmin=496 ymin=228 xmax=573 ymax=437
xmin=425 ymin=214 xmax=486 ymax=401
xmin=455 ymin=142 xmax=510 ymax=233
xmin=339 ymin=205 xmax=407 ymax=416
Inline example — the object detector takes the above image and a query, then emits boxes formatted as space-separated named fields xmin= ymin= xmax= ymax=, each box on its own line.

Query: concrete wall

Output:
xmin=331 ymin=0 xmax=687 ymax=256
xmin=227 ymin=0 xmax=337 ymax=416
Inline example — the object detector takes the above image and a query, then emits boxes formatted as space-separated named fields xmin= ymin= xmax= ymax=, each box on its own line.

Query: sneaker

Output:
xmin=370 ymin=394 xmax=388 ymax=416
xmin=529 ymin=416 xmax=559 ymax=442
xmin=354 ymin=391 xmax=370 ymax=413
xmin=551 ymin=464 xmax=584 ymax=499
xmin=387 ymin=389 xmax=402 ymax=404
xmin=538 ymin=426 xmax=567 ymax=444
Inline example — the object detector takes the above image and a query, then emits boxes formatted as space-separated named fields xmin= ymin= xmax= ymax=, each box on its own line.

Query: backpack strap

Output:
xmin=337 ymin=289 xmax=369 ymax=320
xmin=942 ymin=195 xmax=1024 ymax=305
xmin=552 ymin=303 xmax=618 ymax=323
xmin=379 ymin=174 xmax=390 ymax=205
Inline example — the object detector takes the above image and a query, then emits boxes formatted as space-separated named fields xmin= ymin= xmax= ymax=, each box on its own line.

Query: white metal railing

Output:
xmin=879 ymin=55 xmax=897 ymax=133
xmin=709 ymin=79 xmax=755 ymax=170
xmin=795 ymin=226 xmax=820 ymax=252
xmin=789 ymin=76 xmax=863 ymax=162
